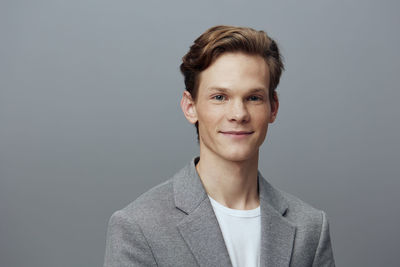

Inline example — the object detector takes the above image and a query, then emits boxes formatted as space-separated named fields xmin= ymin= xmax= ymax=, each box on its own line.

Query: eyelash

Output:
xmin=211 ymin=95 xmax=263 ymax=101
xmin=213 ymin=95 xmax=226 ymax=101
xmin=248 ymin=95 xmax=263 ymax=101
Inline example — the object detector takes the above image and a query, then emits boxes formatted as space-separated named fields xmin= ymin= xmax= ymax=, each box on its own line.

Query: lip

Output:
xmin=219 ymin=131 xmax=254 ymax=139
xmin=220 ymin=131 xmax=254 ymax=135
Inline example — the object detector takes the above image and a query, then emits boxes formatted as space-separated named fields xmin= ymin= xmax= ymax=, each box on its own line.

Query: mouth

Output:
xmin=219 ymin=131 xmax=254 ymax=138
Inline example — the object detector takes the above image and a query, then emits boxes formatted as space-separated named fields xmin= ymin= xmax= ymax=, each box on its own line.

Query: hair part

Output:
xmin=180 ymin=25 xmax=284 ymax=141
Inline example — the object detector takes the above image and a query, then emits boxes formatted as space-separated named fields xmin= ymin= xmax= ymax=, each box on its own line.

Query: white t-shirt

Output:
xmin=208 ymin=195 xmax=261 ymax=267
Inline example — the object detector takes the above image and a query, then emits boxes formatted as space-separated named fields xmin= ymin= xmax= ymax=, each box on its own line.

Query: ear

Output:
xmin=269 ymin=91 xmax=279 ymax=123
xmin=180 ymin=90 xmax=198 ymax=124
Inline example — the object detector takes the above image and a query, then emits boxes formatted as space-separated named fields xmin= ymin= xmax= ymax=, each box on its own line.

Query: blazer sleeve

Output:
xmin=312 ymin=211 xmax=336 ymax=267
xmin=104 ymin=210 xmax=158 ymax=267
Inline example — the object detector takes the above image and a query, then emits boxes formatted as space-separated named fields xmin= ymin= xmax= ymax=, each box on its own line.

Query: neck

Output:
xmin=196 ymin=149 xmax=260 ymax=210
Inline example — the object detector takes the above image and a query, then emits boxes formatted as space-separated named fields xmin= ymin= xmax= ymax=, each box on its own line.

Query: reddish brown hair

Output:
xmin=180 ymin=25 xmax=284 ymax=140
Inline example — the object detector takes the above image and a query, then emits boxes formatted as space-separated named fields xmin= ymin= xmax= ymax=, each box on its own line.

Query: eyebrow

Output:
xmin=208 ymin=87 xmax=267 ymax=94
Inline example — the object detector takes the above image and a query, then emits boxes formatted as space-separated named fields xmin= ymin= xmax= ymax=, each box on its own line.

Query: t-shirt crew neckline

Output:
xmin=208 ymin=195 xmax=260 ymax=218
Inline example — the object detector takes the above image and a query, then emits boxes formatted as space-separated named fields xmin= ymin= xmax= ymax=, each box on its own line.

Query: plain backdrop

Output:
xmin=1 ymin=1 xmax=399 ymax=266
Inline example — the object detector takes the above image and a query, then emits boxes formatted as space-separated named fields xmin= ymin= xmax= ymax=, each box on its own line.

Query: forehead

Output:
xmin=197 ymin=52 xmax=270 ymax=94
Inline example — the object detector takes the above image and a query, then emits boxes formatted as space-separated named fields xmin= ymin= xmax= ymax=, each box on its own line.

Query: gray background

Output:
xmin=1 ymin=0 xmax=399 ymax=266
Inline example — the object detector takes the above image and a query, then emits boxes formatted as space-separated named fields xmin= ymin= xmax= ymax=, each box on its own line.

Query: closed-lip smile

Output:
xmin=220 ymin=131 xmax=254 ymax=135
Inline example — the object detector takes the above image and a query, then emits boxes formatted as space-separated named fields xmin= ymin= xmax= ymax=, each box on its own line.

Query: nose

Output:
xmin=227 ymin=99 xmax=250 ymax=123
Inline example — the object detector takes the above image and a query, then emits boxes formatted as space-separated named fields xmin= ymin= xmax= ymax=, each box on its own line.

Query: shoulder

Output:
xmin=265 ymin=180 xmax=328 ymax=229
xmin=259 ymin=175 xmax=327 ymax=227
xmin=110 ymin=178 xmax=178 ymax=226
xmin=269 ymin=184 xmax=335 ymax=264
xmin=107 ymin=157 xmax=200 ymax=232
xmin=283 ymin=188 xmax=324 ymax=221
xmin=104 ymin=180 xmax=174 ymax=267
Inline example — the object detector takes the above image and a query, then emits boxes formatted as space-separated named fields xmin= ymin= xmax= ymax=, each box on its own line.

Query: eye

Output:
xmin=213 ymin=95 xmax=226 ymax=101
xmin=248 ymin=95 xmax=263 ymax=101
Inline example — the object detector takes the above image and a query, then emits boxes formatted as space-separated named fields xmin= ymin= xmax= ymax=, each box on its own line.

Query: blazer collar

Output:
xmin=173 ymin=157 xmax=296 ymax=267
xmin=173 ymin=157 xmax=206 ymax=214
xmin=258 ymin=171 xmax=296 ymax=267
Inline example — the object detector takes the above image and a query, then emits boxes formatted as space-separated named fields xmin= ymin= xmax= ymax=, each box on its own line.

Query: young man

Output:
xmin=104 ymin=25 xmax=335 ymax=267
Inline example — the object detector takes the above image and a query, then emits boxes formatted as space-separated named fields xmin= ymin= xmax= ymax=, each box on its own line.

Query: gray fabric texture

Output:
xmin=104 ymin=157 xmax=335 ymax=267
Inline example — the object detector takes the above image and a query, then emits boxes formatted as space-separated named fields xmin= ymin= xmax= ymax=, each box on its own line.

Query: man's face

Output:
xmin=183 ymin=52 xmax=278 ymax=162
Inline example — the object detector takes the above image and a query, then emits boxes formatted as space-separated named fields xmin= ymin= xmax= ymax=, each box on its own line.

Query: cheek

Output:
xmin=253 ymin=111 xmax=269 ymax=143
xmin=252 ymin=106 xmax=270 ymax=127
xmin=197 ymin=106 xmax=223 ymax=130
xmin=197 ymin=110 xmax=212 ymax=129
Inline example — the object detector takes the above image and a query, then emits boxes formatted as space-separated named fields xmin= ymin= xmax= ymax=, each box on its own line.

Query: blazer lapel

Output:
xmin=258 ymin=172 xmax=296 ymax=267
xmin=173 ymin=157 xmax=296 ymax=267
xmin=174 ymin=157 xmax=232 ymax=267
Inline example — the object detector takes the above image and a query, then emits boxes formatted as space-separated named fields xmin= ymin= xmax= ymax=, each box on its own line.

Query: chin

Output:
xmin=200 ymin=137 xmax=260 ymax=163
xmin=220 ymin=148 xmax=257 ymax=163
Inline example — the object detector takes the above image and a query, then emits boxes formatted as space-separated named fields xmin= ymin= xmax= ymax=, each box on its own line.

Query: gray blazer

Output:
xmin=104 ymin=157 xmax=335 ymax=267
